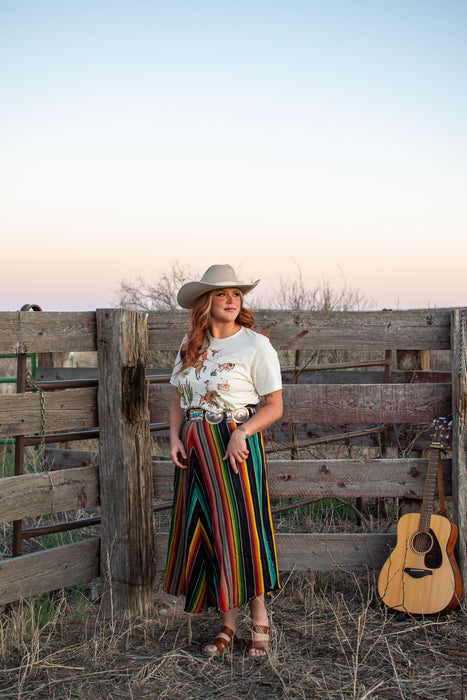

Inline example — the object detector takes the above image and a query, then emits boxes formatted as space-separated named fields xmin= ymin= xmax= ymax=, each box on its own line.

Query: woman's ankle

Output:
xmin=248 ymin=595 xmax=268 ymax=627
xmin=221 ymin=609 xmax=240 ymax=636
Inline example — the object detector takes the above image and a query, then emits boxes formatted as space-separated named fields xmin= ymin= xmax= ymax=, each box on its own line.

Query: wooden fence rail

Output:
xmin=146 ymin=309 xmax=452 ymax=351
xmin=0 ymin=382 xmax=453 ymax=439
xmin=0 ymin=387 xmax=98 ymax=436
xmin=0 ymin=308 xmax=465 ymax=613
xmin=0 ymin=458 xmax=453 ymax=526
xmin=148 ymin=383 xmax=452 ymax=424
xmin=0 ymin=309 xmax=453 ymax=354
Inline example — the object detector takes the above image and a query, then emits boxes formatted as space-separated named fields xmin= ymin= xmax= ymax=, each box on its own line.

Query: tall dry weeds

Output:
xmin=0 ymin=571 xmax=465 ymax=699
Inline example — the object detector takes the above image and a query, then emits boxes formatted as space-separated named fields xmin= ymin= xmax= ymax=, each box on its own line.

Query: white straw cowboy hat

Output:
xmin=177 ymin=264 xmax=260 ymax=309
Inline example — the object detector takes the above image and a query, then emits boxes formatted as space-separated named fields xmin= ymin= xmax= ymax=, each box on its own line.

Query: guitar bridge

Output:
xmin=404 ymin=567 xmax=433 ymax=579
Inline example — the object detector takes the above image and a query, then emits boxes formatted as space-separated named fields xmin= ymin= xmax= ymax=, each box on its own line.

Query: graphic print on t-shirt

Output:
xmin=171 ymin=326 xmax=282 ymax=412
xmin=179 ymin=347 xmax=236 ymax=410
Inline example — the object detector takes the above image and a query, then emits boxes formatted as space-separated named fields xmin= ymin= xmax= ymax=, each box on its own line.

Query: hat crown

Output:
xmin=200 ymin=264 xmax=239 ymax=286
xmin=176 ymin=263 xmax=260 ymax=308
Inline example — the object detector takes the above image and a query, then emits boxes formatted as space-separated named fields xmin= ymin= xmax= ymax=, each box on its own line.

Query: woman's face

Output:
xmin=210 ymin=288 xmax=242 ymax=323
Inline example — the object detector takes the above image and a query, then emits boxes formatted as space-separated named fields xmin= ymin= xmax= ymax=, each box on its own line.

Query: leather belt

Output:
xmin=185 ymin=406 xmax=255 ymax=425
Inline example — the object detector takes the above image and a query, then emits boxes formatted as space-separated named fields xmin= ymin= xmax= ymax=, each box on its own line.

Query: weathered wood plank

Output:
xmin=0 ymin=387 xmax=98 ymax=438
xmin=148 ymin=383 xmax=451 ymax=424
xmin=451 ymin=309 xmax=467 ymax=600
xmin=0 ymin=312 xmax=97 ymax=353
xmin=266 ymin=422 xmax=434 ymax=450
xmin=35 ymin=366 xmax=451 ymax=386
xmin=1 ymin=381 xmax=449 ymax=441
xmin=281 ymin=384 xmax=452 ymax=424
xmin=275 ymin=533 xmax=398 ymax=571
xmin=97 ymin=308 xmax=154 ymax=616
xmin=0 ymin=466 xmax=99 ymax=523
xmin=257 ymin=309 xmax=452 ymax=351
xmin=282 ymin=370 xmax=452 ymax=385
xmin=0 ymin=538 xmax=100 ymax=606
xmin=0 ymin=308 xmax=452 ymax=355
xmin=148 ymin=309 xmax=452 ymax=352
xmin=35 ymin=367 xmax=99 ymax=382
xmin=153 ymin=458 xmax=452 ymax=501
xmin=44 ymin=447 xmax=98 ymax=470
xmin=154 ymin=532 xmax=397 ymax=572
xmin=268 ymin=458 xmax=452 ymax=500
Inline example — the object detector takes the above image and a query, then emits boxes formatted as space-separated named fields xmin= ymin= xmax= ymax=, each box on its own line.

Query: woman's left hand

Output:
xmin=223 ymin=390 xmax=283 ymax=474
xmin=223 ymin=428 xmax=249 ymax=474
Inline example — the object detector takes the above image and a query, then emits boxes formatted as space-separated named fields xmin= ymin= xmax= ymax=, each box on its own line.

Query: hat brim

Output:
xmin=177 ymin=279 xmax=260 ymax=309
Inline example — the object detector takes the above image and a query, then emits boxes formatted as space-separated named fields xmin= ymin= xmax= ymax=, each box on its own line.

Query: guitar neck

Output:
xmin=419 ymin=446 xmax=440 ymax=531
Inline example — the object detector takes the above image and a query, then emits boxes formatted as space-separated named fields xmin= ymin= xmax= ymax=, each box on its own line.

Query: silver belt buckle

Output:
xmin=188 ymin=409 xmax=203 ymax=421
xmin=232 ymin=407 xmax=249 ymax=423
xmin=205 ymin=410 xmax=223 ymax=424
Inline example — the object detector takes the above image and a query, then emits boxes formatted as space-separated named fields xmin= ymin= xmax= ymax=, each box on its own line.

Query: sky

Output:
xmin=1 ymin=0 xmax=466 ymax=311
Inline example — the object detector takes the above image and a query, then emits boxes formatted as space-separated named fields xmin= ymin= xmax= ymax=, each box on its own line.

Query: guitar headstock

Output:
xmin=431 ymin=417 xmax=452 ymax=451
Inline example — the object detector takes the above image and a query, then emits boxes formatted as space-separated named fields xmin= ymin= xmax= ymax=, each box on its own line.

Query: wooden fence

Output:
xmin=0 ymin=308 xmax=465 ymax=616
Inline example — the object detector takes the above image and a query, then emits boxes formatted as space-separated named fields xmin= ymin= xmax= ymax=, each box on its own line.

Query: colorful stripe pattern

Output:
xmin=164 ymin=418 xmax=280 ymax=613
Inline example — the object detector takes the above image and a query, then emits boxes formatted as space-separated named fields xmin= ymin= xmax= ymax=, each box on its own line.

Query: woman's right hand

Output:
xmin=169 ymin=389 xmax=187 ymax=469
xmin=170 ymin=437 xmax=187 ymax=469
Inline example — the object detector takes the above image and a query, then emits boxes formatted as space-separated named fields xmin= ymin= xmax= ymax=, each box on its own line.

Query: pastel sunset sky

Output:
xmin=1 ymin=0 xmax=466 ymax=311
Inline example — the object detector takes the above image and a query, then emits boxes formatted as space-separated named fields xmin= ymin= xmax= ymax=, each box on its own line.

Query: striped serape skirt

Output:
xmin=164 ymin=417 xmax=280 ymax=613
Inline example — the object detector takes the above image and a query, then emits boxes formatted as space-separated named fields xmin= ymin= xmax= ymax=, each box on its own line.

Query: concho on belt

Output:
xmin=205 ymin=407 xmax=250 ymax=424
xmin=188 ymin=407 xmax=251 ymax=424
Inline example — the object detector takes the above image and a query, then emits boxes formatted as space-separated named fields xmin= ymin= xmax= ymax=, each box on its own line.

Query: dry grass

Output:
xmin=0 ymin=571 xmax=465 ymax=700
xmin=0 ymin=341 xmax=462 ymax=698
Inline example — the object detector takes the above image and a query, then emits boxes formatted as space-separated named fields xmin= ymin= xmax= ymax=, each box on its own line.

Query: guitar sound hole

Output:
xmin=411 ymin=530 xmax=433 ymax=555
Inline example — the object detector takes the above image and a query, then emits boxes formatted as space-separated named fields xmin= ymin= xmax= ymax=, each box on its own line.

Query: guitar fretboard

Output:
xmin=418 ymin=419 xmax=450 ymax=533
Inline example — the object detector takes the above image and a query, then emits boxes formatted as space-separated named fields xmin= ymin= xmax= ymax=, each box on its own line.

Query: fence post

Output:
xmin=451 ymin=309 xmax=467 ymax=599
xmin=96 ymin=309 xmax=154 ymax=616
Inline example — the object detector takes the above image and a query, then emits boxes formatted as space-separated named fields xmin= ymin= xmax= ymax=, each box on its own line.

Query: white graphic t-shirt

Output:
xmin=170 ymin=327 xmax=282 ymax=411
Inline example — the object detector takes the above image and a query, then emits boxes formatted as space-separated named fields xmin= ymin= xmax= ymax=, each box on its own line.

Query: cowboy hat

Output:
xmin=177 ymin=264 xmax=260 ymax=309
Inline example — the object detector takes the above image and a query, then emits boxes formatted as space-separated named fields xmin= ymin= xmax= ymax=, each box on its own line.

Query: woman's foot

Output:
xmin=247 ymin=622 xmax=271 ymax=658
xmin=202 ymin=626 xmax=243 ymax=657
xmin=247 ymin=595 xmax=270 ymax=658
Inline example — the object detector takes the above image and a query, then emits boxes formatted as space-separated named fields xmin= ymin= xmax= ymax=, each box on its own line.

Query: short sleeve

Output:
xmin=170 ymin=337 xmax=185 ymax=388
xmin=249 ymin=336 xmax=282 ymax=396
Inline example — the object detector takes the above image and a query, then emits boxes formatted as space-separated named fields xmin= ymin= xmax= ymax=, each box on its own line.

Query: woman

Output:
xmin=164 ymin=264 xmax=283 ymax=658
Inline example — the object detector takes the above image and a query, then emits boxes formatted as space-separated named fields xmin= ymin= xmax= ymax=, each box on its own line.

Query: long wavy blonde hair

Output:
xmin=177 ymin=290 xmax=255 ymax=373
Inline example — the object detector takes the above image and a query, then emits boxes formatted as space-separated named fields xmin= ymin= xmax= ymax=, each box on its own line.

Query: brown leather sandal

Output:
xmin=202 ymin=625 xmax=243 ymax=657
xmin=247 ymin=623 xmax=271 ymax=658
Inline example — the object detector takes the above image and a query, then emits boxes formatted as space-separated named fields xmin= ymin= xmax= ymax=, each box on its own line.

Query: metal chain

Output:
xmin=26 ymin=371 xmax=47 ymax=468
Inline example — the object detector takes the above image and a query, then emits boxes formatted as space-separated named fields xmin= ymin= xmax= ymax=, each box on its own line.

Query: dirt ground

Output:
xmin=0 ymin=569 xmax=465 ymax=700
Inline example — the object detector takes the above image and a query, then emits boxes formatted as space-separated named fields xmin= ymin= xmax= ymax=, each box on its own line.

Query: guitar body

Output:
xmin=378 ymin=512 xmax=462 ymax=615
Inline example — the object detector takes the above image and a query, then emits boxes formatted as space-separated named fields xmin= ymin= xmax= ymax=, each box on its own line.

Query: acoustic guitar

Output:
xmin=378 ymin=418 xmax=463 ymax=615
